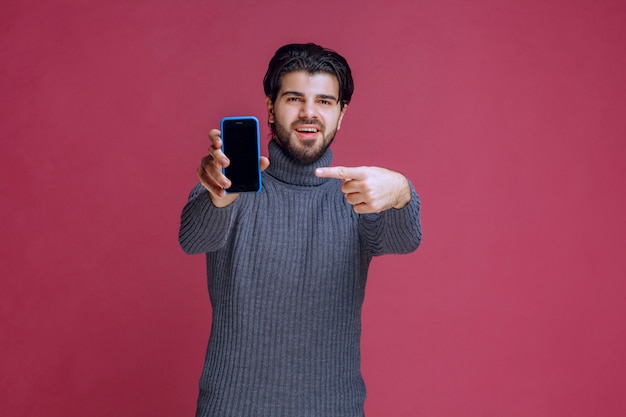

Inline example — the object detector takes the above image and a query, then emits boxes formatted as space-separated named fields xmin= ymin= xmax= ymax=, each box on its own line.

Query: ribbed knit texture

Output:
xmin=179 ymin=140 xmax=422 ymax=417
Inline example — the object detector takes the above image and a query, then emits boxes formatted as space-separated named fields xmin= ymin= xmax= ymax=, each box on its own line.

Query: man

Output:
xmin=179 ymin=43 xmax=422 ymax=417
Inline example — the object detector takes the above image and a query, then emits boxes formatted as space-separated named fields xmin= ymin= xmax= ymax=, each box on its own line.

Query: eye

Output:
xmin=287 ymin=96 xmax=301 ymax=102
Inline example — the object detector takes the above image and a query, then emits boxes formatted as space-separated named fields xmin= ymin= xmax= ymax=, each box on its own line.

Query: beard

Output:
xmin=273 ymin=119 xmax=338 ymax=165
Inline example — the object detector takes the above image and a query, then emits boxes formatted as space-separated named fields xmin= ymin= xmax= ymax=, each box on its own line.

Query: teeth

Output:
xmin=297 ymin=128 xmax=317 ymax=132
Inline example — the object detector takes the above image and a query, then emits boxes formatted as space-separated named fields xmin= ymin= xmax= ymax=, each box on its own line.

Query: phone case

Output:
xmin=220 ymin=116 xmax=262 ymax=193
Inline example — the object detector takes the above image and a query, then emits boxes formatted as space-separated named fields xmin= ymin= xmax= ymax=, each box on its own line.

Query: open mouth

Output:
xmin=294 ymin=124 xmax=321 ymax=140
xmin=295 ymin=126 xmax=320 ymax=133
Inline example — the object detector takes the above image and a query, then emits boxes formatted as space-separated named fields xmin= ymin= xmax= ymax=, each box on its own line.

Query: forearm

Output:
xmin=178 ymin=183 xmax=235 ymax=254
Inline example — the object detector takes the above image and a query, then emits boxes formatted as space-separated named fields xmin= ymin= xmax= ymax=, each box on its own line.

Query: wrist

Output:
xmin=209 ymin=191 xmax=239 ymax=208
xmin=392 ymin=177 xmax=411 ymax=209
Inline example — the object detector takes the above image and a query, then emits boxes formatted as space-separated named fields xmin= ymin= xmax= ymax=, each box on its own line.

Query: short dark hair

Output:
xmin=263 ymin=43 xmax=354 ymax=109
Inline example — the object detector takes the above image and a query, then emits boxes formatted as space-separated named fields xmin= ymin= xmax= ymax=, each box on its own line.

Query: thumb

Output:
xmin=260 ymin=156 xmax=270 ymax=172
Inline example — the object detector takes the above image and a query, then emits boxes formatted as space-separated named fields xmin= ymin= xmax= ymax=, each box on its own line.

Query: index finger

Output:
xmin=315 ymin=166 xmax=367 ymax=180
xmin=208 ymin=129 xmax=222 ymax=149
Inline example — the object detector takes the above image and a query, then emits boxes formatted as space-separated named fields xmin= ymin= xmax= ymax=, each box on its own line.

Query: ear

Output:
xmin=265 ymin=96 xmax=275 ymax=123
xmin=337 ymin=104 xmax=348 ymax=130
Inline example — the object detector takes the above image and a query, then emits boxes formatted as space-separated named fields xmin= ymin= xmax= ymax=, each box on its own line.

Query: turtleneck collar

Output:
xmin=264 ymin=140 xmax=333 ymax=186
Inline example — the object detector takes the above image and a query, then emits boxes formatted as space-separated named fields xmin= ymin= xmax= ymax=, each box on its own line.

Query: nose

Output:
xmin=299 ymin=99 xmax=317 ymax=119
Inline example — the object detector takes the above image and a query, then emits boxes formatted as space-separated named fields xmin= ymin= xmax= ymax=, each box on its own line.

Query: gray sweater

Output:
xmin=179 ymin=140 xmax=422 ymax=417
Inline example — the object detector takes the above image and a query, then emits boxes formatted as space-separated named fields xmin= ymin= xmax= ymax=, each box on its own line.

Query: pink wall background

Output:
xmin=2 ymin=0 xmax=625 ymax=416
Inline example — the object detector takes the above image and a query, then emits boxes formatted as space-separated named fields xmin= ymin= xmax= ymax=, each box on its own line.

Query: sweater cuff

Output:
xmin=179 ymin=184 xmax=236 ymax=254
xmin=383 ymin=181 xmax=422 ymax=253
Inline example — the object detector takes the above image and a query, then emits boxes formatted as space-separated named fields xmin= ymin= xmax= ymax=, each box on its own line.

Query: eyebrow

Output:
xmin=281 ymin=91 xmax=339 ymax=102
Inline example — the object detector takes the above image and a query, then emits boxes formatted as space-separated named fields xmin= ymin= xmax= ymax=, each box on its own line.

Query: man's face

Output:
xmin=266 ymin=71 xmax=348 ymax=164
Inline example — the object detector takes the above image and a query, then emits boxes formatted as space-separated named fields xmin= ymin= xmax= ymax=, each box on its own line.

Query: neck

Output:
xmin=264 ymin=140 xmax=333 ymax=186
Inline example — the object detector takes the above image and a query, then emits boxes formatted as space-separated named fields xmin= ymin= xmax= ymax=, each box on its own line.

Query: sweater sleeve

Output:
xmin=359 ymin=181 xmax=422 ymax=256
xmin=178 ymin=183 xmax=236 ymax=254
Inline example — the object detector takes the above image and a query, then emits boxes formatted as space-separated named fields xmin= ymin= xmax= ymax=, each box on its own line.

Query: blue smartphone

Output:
xmin=220 ymin=116 xmax=262 ymax=193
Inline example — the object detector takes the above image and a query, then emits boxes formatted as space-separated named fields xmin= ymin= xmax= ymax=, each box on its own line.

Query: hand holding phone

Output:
xmin=197 ymin=119 xmax=268 ymax=207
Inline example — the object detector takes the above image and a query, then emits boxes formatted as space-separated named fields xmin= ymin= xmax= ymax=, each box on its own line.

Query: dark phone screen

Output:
xmin=222 ymin=119 xmax=260 ymax=192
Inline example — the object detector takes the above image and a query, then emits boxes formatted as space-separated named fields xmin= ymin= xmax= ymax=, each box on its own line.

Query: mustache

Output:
xmin=292 ymin=119 xmax=324 ymax=129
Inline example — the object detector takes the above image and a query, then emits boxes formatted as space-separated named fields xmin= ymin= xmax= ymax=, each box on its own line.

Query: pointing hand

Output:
xmin=315 ymin=166 xmax=411 ymax=214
